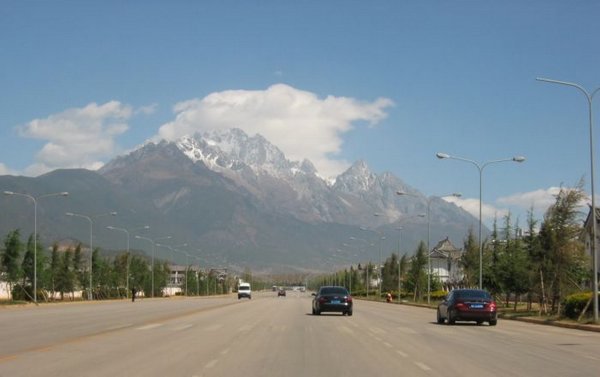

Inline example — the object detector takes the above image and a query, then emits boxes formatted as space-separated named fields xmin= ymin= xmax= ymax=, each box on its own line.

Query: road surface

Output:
xmin=1 ymin=291 xmax=599 ymax=376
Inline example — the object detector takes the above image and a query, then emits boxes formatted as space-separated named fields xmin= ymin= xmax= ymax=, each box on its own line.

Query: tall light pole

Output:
xmin=66 ymin=211 xmax=117 ymax=300
xmin=106 ymin=225 xmax=149 ymax=298
xmin=436 ymin=152 xmax=525 ymax=289
xmin=3 ymin=191 xmax=68 ymax=303
xmin=537 ymin=77 xmax=600 ymax=322
xmin=135 ymin=235 xmax=170 ymax=298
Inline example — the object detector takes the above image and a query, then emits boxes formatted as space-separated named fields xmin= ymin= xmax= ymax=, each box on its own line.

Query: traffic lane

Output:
xmin=355 ymin=299 xmax=600 ymax=376
xmin=0 ymin=296 xmax=237 ymax=358
xmin=0 ymin=293 xmax=431 ymax=377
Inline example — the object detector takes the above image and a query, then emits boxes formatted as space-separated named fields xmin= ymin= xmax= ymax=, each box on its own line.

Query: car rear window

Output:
xmin=455 ymin=290 xmax=491 ymax=299
xmin=239 ymin=286 xmax=249 ymax=291
xmin=320 ymin=287 xmax=348 ymax=295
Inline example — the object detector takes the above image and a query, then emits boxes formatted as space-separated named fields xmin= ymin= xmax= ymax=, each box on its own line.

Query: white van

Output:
xmin=237 ymin=282 xmax=251 ymax=299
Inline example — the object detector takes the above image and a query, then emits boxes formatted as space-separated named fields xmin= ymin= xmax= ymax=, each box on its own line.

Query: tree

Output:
xmin=461 ymin=227 xmax=479 ymax=288
xmin=496 ymin=215 xmax=530 ymax=309
xmin=539 ymin=182 xmax=587 ymax=314
xmin=407 ymin=241 xmax=428 ymax=301
xmin=21 ymin=234 xmax=45 ymax=300
xmin=1 ymin=230 xmax=23 ymax=299
xmin=49 ymin=243 xmax=60 ymax=299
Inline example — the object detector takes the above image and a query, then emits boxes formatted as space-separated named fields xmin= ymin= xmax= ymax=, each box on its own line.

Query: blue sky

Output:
xmin=1 ymin=1 xmax=599 ymax=226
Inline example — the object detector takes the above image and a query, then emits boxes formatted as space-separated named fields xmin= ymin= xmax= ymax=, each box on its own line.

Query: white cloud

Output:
xmin=0 ymin=162 xmax=16 ymax=176
xmin=155 ymin=83 xmax=394 ymax=178
xmin=497 ymin=187 xmax=563 ymax=213
xmin=18 ymin=101 xmax=132 ymax=176
xmin=135 ymin=103 xmax=158 ymax=115
xmin=444 ymin=196 xmax=508 ymax=223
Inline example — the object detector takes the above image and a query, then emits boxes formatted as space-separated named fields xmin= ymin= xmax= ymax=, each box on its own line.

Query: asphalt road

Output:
xmin=1 ymin=291 xmax=599 ymax=377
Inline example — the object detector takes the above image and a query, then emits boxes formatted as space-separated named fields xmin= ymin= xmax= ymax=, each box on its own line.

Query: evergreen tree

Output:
xmin=461 ymin=227 xmax=479 ymax=288
xmin=49 ymin=243 xmax=60 ymax=298
xmin=407 ymin=241 xmax=427 ymax=301
xmin=2 ymin=230 xmax=22 ymax=299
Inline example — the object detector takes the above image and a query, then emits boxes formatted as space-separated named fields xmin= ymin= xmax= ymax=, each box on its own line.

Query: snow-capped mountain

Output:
xmin=83 ymin=128 xmax=480 ymax=271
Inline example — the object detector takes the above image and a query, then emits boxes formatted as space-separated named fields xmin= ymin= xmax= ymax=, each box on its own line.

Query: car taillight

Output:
xmin=345 ymin=296 xmax=353 ymax=303
xmin=455 ymin=302 xmax=467 ymax=310
xmin=319 ymin=297 xmax=327 ymax=303
xmin=489 ymin=301 xmax=497 ymax=311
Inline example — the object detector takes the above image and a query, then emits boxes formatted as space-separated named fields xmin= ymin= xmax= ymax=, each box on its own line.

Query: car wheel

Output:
xmin=436 ymin=309 xmax=445 ymax=324
xmin=476 ymin=320 xmax=483 ymax=326
xmin=347 ymin=310 xmax=353 ymax=316
xmin=447 ymin=310 xmax=456 ymax=325
xmin=315 ymin=310 xmax=321 ymax=315
xmin=312 ymin=307 xmax=316 ymax=315
xmin=489 ymin=319 xmax=497 ymax=326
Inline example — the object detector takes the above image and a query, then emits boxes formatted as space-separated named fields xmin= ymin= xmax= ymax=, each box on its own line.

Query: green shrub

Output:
xmin=430 ymin=290 xmax=447 ymax=301
xmin=562 ymin=292 xmax=594 ymax=319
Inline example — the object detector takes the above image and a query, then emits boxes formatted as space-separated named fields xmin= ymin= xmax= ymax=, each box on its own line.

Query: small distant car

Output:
xmin=312 ymin=286 xmax=353 ymax=316
xmin=278 ymin=288 xmax=286 ymax=297
xmin=437 ymin=289 xmax=497 ymax=326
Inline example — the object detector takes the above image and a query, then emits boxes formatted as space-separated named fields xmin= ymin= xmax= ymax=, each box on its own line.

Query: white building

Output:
xmin=429 ymin=237 xmax=464 ymax=290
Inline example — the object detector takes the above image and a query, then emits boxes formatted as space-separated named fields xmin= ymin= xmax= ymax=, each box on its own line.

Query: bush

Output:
xmin=430 ymin=290 xmax=447 ymax=301
xmin=562 ymin=292 xmax=594 ymax=319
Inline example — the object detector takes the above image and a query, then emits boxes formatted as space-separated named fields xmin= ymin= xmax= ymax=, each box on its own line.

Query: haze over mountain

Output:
xmin=1 ymin=129 xmax=480 ymax=273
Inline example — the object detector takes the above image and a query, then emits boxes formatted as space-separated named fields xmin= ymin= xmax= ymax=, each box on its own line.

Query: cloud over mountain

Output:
xmin=156 ymin=84 xmax=394 ymax=179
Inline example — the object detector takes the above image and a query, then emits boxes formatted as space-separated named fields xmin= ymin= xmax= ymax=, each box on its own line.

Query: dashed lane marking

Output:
xmin=415 ymin=361 xmax=432 ymax=371
xmin=136 ymin=324 xmax=162 ymax=330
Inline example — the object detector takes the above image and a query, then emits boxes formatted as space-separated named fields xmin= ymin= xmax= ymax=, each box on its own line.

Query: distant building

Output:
xmin=429 ymin=237 xmax=464 ymax=290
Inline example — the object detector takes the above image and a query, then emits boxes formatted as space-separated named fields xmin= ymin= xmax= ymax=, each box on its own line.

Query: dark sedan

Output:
xmin=437 ymin=289 xmax=497 ymax=326
xmin=312 ymin=286 xmax=353 ymax=316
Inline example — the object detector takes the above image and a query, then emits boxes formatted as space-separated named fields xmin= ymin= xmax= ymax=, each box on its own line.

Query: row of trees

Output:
xmin=0 ymin=232 xmax=234 ymax=301
xmin=317 ymin=184 xmax=595 ymax=316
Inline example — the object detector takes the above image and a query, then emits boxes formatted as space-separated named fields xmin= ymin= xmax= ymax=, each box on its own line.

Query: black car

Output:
xmin=278 ymin=288 xmax=286 ymax=297
xmin=437 ymin=289 xmax=497 ymax=326
xmin=312 ymin=286 xmax=353 ymax=316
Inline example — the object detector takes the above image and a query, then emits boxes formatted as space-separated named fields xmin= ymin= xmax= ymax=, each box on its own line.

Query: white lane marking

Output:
xmin=136 ymin=324 xmax=162 ymax=330
xmin=370 ymin=327 xmax=385 ymax=334
xmin=415 ymin=362 xmax=431 ymax=371
xmin=221 ymin=348 xmax=230 ymax=355
xmin=205 ymin=359 xmax=218 ymax=369
xmin=396 ymin=326 xmax=417 ymax=334
xmin=584 ymin=355 xmax=600 ymax=361
xmin=337 ymin=326 xmax=354 ymax=335
xmin=396 ymin=350 xmax=408 ymax=357
xmin=172 ymin=324 xmax=193 ymax=331
xmin=106 ymin=324 xmax=132 ymax=331
xmin=383 ymin=342 xmax=393 ymax=348
xmin=204 ymin=324 xmax=224 ymax=332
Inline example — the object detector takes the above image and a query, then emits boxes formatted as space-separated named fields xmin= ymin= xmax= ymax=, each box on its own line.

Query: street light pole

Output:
xmin=436 ymin=152 xmax=525 ymax=289
xmin=66 ymin=211 xmax=116 ymax=300
xmin=537 ymin=77 xmax=600 ymax=322
xmin=3 ymin=191 xmax=68 ymax=303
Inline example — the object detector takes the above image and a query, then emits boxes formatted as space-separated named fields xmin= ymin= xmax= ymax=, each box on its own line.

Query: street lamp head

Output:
xmin=513 ymin=156 xmax=526 ymax=163
xmin=60 ymin=192 xmax=69 ymax=196
xmin=110 ymin=211 xmax=117 ymax=216
xmin=3 ymin=191 xmax=14 ymax=195
xmin=65 ymin=212 xmax=74 ymax=216
xmin=436 ymin=152 xmax=450 ymax=159
xmin=107 ymin=226 xmax=115 ymax=230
